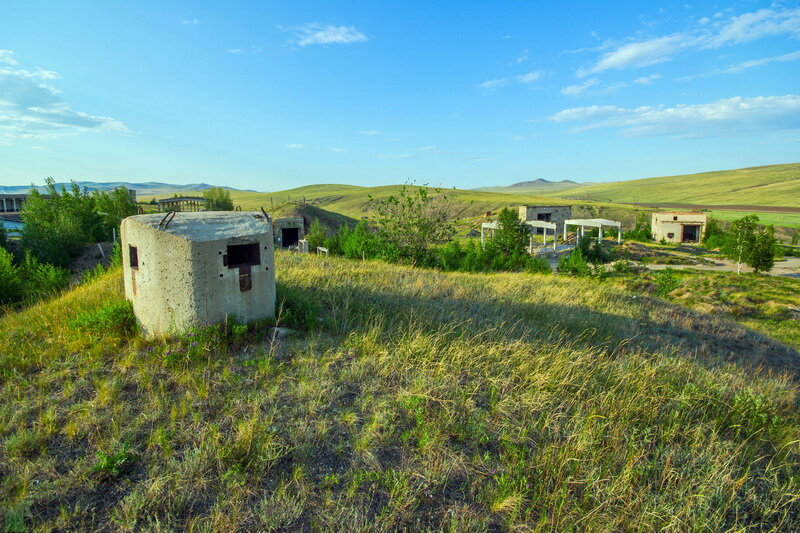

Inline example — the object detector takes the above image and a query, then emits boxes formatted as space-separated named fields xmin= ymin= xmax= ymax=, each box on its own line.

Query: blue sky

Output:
xmin=1 ymin=0 xmax=799 ymax=190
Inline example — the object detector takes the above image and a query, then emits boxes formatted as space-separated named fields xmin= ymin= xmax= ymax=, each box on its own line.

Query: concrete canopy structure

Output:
xmin=564 ymin=218 xmax=622 ymax=244
xmin=480 ymin=219 xmax=558 ymax=252
xmin=157 ymin=196 xmax=206 ymax=212
xmin=652 ymin=211 xmax=707 ymax=243
xmin=121 ymin=211 xmax=275 ymax=337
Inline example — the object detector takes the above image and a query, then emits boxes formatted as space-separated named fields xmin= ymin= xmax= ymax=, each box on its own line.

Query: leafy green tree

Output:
xmin=0 ymin=225 xmax=7 ymax=250
xmin=490 ymin=208 xmax=528 ymax=254
xmin=721 ymin=215 xmax=775 ymax=274
xmin=21 ymin=178 xmax=103 ymax=266
xmin=371 ymin=185 xmax=457 ymax=264
xmin=306 ymin=218 xmax=328 ymax=250
xmin=749 ymin=225 xmax=776 ymax=274
xmin=203 ymin=187 xmax=234 ymax=211
xmin=721 ymin=215 xmax=758 ymax=275
xmin=94 ymin=187 xmax=138 ymax=240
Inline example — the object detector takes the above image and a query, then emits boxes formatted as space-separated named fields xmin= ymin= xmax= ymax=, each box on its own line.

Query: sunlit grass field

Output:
xmin=545 ymin=163 xmax=800 ymax=207
xmin=709 ymin=210 xmax=800 ymax=229
xmin=1 ymin=254 xmax=799 ymax=530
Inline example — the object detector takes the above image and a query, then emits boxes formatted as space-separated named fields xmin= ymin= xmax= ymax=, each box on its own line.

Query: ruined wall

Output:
xmin=518 ymin=206 xmax=572 ymax=233
xmin=651 ymin=212 xmax=707 ymax=243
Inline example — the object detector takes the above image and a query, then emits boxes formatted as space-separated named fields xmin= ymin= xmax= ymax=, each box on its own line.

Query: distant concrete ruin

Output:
xmin=121 ymin=211 xmax=275 ymax=337
xmin=518 ymin=205 xmax=572 ymax=235
xmin=652 ymin=211 xmax=707 ymax=243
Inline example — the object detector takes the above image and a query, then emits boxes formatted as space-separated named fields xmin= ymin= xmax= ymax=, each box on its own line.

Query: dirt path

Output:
xmin=645 ymin=256 xmax=800 ymax=278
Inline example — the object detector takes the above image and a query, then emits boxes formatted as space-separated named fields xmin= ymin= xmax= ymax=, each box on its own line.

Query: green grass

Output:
xmin=1 ymin=255 xmax=799 ymax=530
xmin=545 ymin=163 xmax=800 ymax=207
xmin=709 ymin=210 xmax=800 ymax=229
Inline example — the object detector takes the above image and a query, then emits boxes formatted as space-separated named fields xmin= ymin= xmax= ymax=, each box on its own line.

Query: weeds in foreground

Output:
xmin=0 ymin=257 xmax=798 ymax=530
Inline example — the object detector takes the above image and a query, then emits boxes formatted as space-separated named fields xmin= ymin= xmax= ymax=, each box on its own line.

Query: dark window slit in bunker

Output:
xmin=129 ymin=246 xmax=139 ymax=268
xmin=226 ymin=243 xmax=260 ymax=269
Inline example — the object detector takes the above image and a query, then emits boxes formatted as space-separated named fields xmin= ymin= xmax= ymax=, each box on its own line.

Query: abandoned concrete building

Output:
xmin=651 ymin=211 xmax=707 ymax=243
xmin=273 ymin=217 xmax=305 ymax=248
xmin=518 ymin=205 xmax=572 ymax=235
xmin=121 ymin=211 xmax=275 ymax=337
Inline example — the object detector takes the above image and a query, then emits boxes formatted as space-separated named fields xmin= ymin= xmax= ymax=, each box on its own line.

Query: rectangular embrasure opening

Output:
xmin=129 ymin=245 xmax=139 ymax=268
xmin=226 ymin=242 xmax=260 ymax=269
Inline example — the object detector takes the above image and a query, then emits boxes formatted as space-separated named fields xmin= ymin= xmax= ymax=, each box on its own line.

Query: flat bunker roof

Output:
xmin=129 ymin=211 xmax=271 ymax=242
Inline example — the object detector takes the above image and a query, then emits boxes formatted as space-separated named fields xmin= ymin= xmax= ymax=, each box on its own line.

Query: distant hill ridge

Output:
xmin=475 ymin=178 xmax=584 ymax=195
xmin=0 ymin=182 xmax=256 ymax=196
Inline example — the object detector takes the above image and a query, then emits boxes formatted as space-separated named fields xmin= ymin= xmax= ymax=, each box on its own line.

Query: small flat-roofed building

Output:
xmin=0 ymin=194 xmax=28 ymax=213
xmin=121 ymin=211 xmax=275 ymax=337
xmin=652 ymin=211 xmax=707 ymax=244
xmin=518 ymin=205 xmax=572 ymax=234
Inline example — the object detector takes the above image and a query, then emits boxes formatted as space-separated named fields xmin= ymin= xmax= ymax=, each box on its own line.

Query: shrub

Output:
xmin=624 ymin=213 xmax=652 ymax=242
xmin=71 ymin=300 xmax=137 ymax=336
xmin=704 ymin=234 xmax=727 ymax=250
xmin=489 ymin=208 xmax=528 ymax=255
xmin=653 ymin=268 xmax=680 ymax=296
xmin=19 ymin=252 xmax=71 ymax=302
xmin=370 ymin=184 xmax=457 ymax=263
xmin=524 ymin=256 xmax=551 ymax=274
xmin=577 ymin=236 xmax=612 ymax=264
xmin=0 ymin=248 xmax=23 ymax=305
xmin=559 ymin=248 xmax=591 ymax=276
xmin=306 ymin=218 xmax=329 ymax=251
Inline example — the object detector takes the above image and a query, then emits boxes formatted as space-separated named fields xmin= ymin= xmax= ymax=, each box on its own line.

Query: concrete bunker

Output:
xmin=651 ymin=211 xmax=707 ymax=244
xmin=121 ymin=211 xmax=276 ymax=337
xmin=273 ymin=217 xmax=305 ymax=248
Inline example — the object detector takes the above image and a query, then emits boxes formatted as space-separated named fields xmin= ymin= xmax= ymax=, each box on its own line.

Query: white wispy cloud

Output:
xmin=0 ymin=50 xmax=18 ymax=65
xmin=549 ymin=95 xmax=800 ymax=138
xmin=517 ymin=70 xmax=545 ymax=83
xmin=577 ymin=7 xmax=800 ymax=76
xmin=288 ymin=23 xmax=368 ymax=46
xmin=479 ymin=78 xmax=510 ymax=90
xmin=0 ymin=54 xmax=129 ymax=144
xmin=227 ymin=49 xmax=243 ymax=54
xmin=511 ymin=50 xmax=529 ymax=64
xmin=634 ymin=74 xmax=662 ymax=85
xmin=358 ymin=130 xmax=382 ymax=135
xmin=285 ymin=144 xmax=306 ymax=149
xmin=561 ymin=78 xmax=599 ymax=95
xmin=180 ymin=18 xmax=199 ymax=25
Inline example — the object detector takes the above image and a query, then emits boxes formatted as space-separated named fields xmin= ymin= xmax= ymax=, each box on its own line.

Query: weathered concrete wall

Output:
xmin=651 ymin=212 xmax=707 ymax=243
xmin=518 ymin=206 xmax=572 ymax=234
xmin=273 ymin=217 xmax=305 ymax=247
xmin=121 ymin=212 xmax=275 ymax=337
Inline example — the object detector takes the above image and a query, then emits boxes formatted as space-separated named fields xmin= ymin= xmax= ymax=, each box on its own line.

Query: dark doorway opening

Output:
xmin=682 ymin=225 xmax=700 ymax=243
xmin=281 ymin=227 xmax=300 ymax=247
xmin=535 ymin=213 xmax=551 ymax=234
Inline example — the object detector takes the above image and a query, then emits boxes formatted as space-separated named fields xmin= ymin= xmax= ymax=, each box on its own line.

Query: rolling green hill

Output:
xmin=545 ymin=163 xmax=800 ymax=207
xmin=141 ymin=184 xmax=579 ymax=220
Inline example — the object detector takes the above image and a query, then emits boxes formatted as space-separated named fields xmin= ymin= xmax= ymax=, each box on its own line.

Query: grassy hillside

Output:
xmin=140 ymin=184 xmax=578 ymax=221
xmin=1 ymin=255 xmax=799 ymax=530
xmin=546 ymin=163 xmax=800 ymax=207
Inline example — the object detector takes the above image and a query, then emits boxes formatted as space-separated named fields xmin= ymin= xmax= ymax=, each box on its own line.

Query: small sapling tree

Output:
xmin=306 ymin=218 xmax=328 ymax=251
xmin=490 ymin=208 xmax=528 ymax=254
xmin=749 ymin=225 xmax=776 ymax=274
xmin=371 ymin=185 xmax=457 ymax=264
xmin=721 ymin=215 xmax=776 ymax=274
